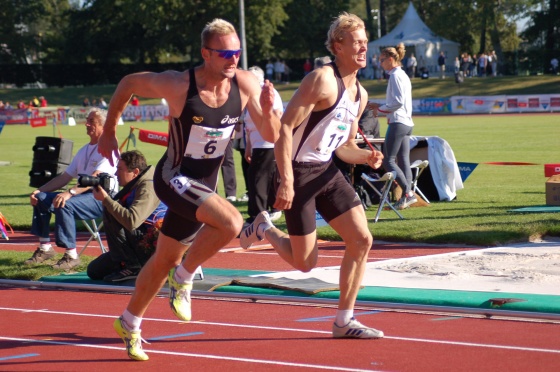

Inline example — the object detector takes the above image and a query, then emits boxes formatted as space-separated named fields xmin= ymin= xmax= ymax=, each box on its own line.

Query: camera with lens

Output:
xmin=78 ymin=173 xmax=113 ymax=193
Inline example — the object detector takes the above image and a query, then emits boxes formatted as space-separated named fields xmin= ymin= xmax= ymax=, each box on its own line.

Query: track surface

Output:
xmin=1 ymin=232 xmax=560 ymax=371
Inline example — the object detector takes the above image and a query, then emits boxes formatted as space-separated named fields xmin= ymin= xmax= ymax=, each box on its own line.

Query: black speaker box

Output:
xmin=32 ymin=137 xmax=74 ymax=165
xmin=29 ymin=161 xmax=70 ymax=188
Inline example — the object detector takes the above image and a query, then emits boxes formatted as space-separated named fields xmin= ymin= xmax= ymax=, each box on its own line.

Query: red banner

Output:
xmin=138 ymin=129 xmax=168 ymax=147
xmin=30 ymin=117 xmax=47 ymax=127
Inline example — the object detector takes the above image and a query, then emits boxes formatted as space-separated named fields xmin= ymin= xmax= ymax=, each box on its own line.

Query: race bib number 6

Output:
xmin=184 ymin=125 xmax=235 ymax=159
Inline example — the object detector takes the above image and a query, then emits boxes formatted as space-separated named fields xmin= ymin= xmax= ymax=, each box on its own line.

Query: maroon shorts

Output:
xmin=281 ymin=160 xmax=361 ymax=236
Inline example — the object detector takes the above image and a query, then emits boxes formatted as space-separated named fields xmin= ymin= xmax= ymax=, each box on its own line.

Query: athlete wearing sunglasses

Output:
xmin=204 ymin=47 xmax=242 ymax=59
xmin=100 ymin=18 xmax=281 ymax=361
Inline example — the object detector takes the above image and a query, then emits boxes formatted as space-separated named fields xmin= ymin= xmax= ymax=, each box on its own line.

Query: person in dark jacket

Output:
xmin=87 ymin=150 xmax=166 ymax=282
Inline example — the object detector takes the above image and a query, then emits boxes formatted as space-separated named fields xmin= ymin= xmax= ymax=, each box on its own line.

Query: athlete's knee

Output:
xmin=222 ymin=212 xmax=244 ymax=239
xmin=293 ymin=256 xmax=318 ymax=273
xmin=346 ymin=231 xmax=373 ymax=254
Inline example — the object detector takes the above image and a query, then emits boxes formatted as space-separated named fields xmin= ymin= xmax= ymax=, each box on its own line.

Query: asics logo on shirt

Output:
xmin=220 ymin=115 xmax=239 ymax=125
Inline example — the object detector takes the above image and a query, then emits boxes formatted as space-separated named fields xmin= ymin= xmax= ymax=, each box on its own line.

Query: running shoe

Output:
xmin=24 ymin=247 xmax=55 ymax=265
xmin=332 ymin=318 xmax=384 ymax=339
xmin=52 ymin=253 xmax=81 ymax=270
xmin=113 ymin=317 xmax=149 ymax=361
xmin=394 ymin=194 xmax=418 ymax=210
xmin=240 ymin=211 xmax=273 ymax=249
xmin=103 ymin=268 xmax=140 ymax=282
xmin=268 ymin=211 xmax=282 ymax=221
xmin=168 ymin=266 xmax=193 ymax=321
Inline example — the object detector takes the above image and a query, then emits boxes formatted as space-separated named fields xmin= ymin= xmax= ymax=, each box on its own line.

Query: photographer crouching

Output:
xmin=87 ymin=150 xmax=167 ymax=282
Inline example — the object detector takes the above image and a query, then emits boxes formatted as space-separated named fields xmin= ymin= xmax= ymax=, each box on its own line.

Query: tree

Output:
xmin=272 ymin=0 xmax=351 ymax=60
xmin=0 ymin=0 xmax=52 ymax=64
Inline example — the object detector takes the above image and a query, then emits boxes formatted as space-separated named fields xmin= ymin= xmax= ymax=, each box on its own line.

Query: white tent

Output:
xmin=367 ymin=2 xmax=459 ymax=78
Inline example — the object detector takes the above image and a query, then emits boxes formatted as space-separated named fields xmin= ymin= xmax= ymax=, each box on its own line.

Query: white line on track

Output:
xmin=0 ymin=336 xmax=377 ymax=372
xmin=1 ymin=306 xmax=559 ymax=355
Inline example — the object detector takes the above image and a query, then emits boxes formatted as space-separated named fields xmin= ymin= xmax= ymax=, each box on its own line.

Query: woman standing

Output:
xmin=370 ymin=43 xmax=416 ymax=210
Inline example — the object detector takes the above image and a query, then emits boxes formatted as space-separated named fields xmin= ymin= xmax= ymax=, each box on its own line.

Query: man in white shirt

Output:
xmin=26 ymin=108 xmax=118 ymax=270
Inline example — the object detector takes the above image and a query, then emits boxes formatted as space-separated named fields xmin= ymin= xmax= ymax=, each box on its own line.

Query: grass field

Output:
xmin=2 ymin=74 xmax=560 ymax=105
xmin=1 ymin=113 xmax=559 ymax=247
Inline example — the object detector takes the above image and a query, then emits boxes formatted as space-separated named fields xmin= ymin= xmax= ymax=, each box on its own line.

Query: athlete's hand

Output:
xmin=260 ymin=80 xmax=275 ymax=115
xmin=367 ymin=150 xmax=384 ymax=169
xmin=98 ymin=131 xmax=120 ymax=166
xmin=273 ymin=181 xmax=294 ymax=211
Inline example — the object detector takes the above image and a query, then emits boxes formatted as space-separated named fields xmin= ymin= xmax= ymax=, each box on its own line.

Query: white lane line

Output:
xmin=1 ymin=306 xmax=559 ymax=354
xmin=0 ymin=336 xmax=380 ymax=372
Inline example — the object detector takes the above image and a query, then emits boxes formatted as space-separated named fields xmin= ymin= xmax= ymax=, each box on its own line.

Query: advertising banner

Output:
xmin=122 ymin=105 xmax=169 ymax=122
xmin=451 ymin=96 xmax=507 ymax=114
xmin=138 ymin=129 xmax=168 ymax=147
xmin=413 ymin=98 xmax=452 ymax=114
xmin=506 ymin=94 xmax=560 ymax=113
xmin=30 ymin=117 xmax=47 ymax=127
xmin=0 ymin=109 xmax=29 ymax=124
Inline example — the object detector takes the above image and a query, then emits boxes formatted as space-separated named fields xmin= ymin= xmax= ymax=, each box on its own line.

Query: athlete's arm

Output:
xmin=238 ymin=70 xmax=280 ymax=144
xmin=99 ymin=70 xmax=188 ymax=164
xmin=335 ymin=87 xmax=383 ymax=169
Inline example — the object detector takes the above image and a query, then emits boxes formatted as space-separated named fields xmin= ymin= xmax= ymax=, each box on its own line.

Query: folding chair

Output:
xmin=361 ymin=171 xmax=404 ymax=222
xmin=78 ymin=219 xmax=107 ymax=256
xmin=410 ymin=160 xmax=430 ymax=204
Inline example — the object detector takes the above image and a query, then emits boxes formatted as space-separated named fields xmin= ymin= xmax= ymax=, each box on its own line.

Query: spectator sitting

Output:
xmin=5 ymin=102 xmax=12 ymax=109
xmin=0 ymin=101 xmax=4 ymax=110
xmin=130 ymin=96 xmax=140 ymax=106
xmin=32 ymin=96 xmax=40 ymax=107
xmin=17 ymin=100 xmax=26 ymax=109
xmin=25 ymin=108 xmax=118 ymax=270
xmin=87 ymin=150 xmax=167 ymax=282
xmin=83 ymin=98 xmax=90 ymax=107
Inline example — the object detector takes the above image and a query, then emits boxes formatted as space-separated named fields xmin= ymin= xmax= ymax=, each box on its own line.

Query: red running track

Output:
xmin=1 ymin=232 xmax=560 ymax=371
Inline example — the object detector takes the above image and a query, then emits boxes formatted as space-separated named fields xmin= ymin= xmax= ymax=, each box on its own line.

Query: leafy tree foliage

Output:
xmin=0 ymin=0 xmax=554 ymax=77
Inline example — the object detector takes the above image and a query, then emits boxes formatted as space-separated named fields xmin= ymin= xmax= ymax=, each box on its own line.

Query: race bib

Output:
xmin=315 ymin=119 xmax=351 ymax=156
xmin=170 ymin=175 xmax=192 ymax=195
xmin=184 ymin=125 xmax=235 ymax=159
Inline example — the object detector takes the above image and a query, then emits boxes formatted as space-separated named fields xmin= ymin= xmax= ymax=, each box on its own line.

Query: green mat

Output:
xmin=40 ymin=268 xmax=342 ymax=294
xmin=39 ymin=268 xmax=560 ymax=315
xmin=508 ymin=205 xmax=560 ymax=213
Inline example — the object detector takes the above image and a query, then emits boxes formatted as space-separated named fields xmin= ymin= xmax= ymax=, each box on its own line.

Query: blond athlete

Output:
xmin=241 ymin=13 xmax=385 ymax=339
xmin=98 ymin=19 xmax=279 ymax=360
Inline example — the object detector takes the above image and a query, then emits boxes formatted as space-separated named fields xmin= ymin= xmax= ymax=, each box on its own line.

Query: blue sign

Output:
xmin=457 ymin=162 xmax=478 ymax=182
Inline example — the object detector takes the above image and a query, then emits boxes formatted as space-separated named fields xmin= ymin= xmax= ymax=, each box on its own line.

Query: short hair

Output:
xmin=381 ymin=42 xmax=406 ymax=63
xmin=325 ymin=12 xmax=365 ymax=55
xmin=201 ymin=18 xmax=237 ymax=47
xmin=120 ymin=150 xmax=148 ymax=172
xmin=248 ymin=66 xmax=265 ymax=84
xmin=88 ymin=107 xmax=107 ymax=124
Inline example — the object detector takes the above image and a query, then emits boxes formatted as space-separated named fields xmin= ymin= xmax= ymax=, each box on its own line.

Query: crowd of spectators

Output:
xmin=0 ymin=96 xmax=47 ymax=110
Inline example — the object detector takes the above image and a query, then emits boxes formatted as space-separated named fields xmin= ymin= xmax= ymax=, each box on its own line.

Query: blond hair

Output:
xmin=381 ymin=43 xmax=406 ymax=63
xmin=325 ymin=12 xmax=365 ymax=55
xmin=201 ymin=19 xmax=237 ymax=47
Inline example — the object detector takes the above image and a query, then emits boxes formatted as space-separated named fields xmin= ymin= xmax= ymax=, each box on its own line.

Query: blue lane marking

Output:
xmin=297 ymin=311 xmax=382 ymax=322
xmin=147 ymin=332 xmax=203 ymax=341
xmin=0 ymin=353 xmax=39 ymax=361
